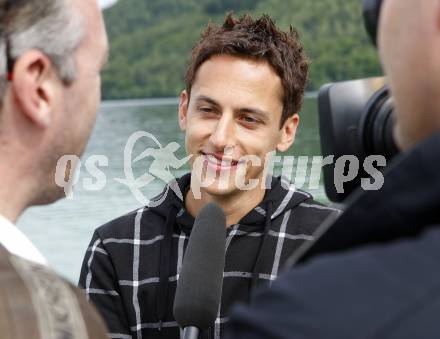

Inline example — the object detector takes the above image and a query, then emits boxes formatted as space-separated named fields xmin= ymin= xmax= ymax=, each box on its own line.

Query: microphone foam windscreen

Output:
xmin=173 ymin=202 xmax=226 ymax=330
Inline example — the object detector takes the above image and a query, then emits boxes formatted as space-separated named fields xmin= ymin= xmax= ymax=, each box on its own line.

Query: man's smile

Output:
xmin=201 ymin=152 xmax=240 ymax=171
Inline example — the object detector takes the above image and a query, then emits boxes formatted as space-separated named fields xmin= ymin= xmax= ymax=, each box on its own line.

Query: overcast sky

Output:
xmin=99 ymin=0 xmax=118 ymax=9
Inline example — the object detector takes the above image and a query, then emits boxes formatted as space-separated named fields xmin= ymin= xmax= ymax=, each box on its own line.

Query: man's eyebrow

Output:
xmin=195 ymin=95 xmax=220 ymax=107
xmin=195 ymin=96 xmax=271 ymax=119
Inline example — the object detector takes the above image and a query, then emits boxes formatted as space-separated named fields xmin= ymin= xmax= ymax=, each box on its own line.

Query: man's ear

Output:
xmin=11 ymin=49 xmax=59 ymax=128
xmin=276 ymin=113 xmax=299 ymax=152
xmin=178 ymin=90 xmax=189 ymax=131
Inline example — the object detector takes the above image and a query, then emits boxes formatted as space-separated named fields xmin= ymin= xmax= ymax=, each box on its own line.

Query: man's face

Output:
xmin=378 ymin=0 xmax=440 ymax=149
xmin=178 ymin=55 xmax=298 ymax=198
xmin=58 ymin=0 xmax=108 ymax=157
xmin=45 ymin=0 xmax=108 ymax=202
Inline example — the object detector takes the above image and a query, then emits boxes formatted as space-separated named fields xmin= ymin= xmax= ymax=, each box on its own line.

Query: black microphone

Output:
xmin=173 ymin=202 xmax=226 ymax=339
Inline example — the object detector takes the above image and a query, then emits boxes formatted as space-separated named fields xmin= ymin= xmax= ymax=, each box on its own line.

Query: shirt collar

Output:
xmin=0 ymin=214 xmax=48 ymax=266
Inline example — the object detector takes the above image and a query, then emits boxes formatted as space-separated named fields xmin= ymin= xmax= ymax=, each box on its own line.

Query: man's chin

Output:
xmin=198 ymin=178 xmax=260 ymax=199
xmin=198 ymin=182 xmax=237 ymax=198
xmin=393 ymin=125 xmax=425 ymax=151
xmin=393 ymin=126 xmax=407 ymax=151
xmin=30 ymin=185 xmax=70 ymax=207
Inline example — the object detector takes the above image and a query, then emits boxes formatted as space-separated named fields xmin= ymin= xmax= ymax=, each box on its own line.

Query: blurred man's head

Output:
xmin=378 ymin=0 xmax=440 ymax=149
xmin=0 ymin=0 xmax=108 ymax=219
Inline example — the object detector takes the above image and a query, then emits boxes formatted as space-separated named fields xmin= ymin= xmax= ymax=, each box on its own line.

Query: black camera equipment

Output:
xmin=318 ymin=0 xmax=398 ymax=202
xmin=362 ymin=0 xmax=383 ymax=46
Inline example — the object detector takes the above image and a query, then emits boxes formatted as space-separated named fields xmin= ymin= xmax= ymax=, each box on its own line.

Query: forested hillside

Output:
xmin=102 ymin=0 xmax=381 ymax=99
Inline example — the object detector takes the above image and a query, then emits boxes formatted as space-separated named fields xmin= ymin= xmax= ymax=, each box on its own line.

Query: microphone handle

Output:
xmin=182 ymin=326 xmax=200 ymax=339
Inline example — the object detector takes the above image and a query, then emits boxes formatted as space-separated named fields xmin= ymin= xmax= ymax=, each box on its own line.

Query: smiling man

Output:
xmin=181 ymin=53 xmax=299 ymax=224
xmin=79 ymin=14 xmax=339 ymax=339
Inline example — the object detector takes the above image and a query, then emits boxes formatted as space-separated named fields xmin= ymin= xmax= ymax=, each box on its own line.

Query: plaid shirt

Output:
xmin=79 ymin=174 xmax=339 ymax=339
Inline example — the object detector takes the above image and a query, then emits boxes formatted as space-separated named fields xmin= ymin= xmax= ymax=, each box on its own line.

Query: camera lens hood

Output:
xmin=359 ymin=85 xmax=398 ymax=159
xmin=362 ymin=0 xmax=383 ymax=46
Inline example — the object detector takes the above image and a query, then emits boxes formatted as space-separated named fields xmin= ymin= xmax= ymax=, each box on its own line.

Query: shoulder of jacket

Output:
xmin=287 ymin=197 xmax=341 ymax=221
xmin=95 ymin=206 xmax=152 ymax=238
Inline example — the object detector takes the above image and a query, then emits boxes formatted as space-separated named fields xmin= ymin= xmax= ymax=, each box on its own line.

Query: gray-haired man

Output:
xmin=0 ymin=0 xmax=109 ymax=338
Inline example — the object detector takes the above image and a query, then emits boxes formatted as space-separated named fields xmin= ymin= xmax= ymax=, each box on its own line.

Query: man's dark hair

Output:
xmin=185 ymin=13 xmax=309 ymax=128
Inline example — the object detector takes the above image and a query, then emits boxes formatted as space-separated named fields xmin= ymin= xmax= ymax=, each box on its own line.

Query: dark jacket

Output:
xmin=79 ymin=173 xmax=338 ymax=339
xmin=227 ymin=132 xmax=440 ymax=339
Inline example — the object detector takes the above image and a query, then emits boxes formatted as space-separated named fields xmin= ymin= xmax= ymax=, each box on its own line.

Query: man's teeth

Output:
xmin=205 ymin=155 xmax=236 ymax=166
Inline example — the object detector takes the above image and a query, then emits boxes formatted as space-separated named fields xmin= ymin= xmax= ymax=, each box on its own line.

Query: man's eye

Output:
xmin=198 ymin=107 xmax=214 ymax=113
xmin=241 ymin=115 xmax=258 ymax=124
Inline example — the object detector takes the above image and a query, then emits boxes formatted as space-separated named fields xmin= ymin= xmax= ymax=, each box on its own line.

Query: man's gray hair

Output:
xmin=0 ymin=0 xmax=84 ymax=97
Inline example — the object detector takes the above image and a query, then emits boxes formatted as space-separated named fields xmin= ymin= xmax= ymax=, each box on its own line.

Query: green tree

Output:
xmin=102 ymin=0 xmax=381 ymax=99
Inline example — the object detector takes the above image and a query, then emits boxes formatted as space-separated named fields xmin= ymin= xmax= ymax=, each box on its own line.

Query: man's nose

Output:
xmin=209 ymin=113 xmax=236 ymax=150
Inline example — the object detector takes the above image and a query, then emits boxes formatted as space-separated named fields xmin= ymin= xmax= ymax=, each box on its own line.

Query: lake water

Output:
xmin=17 ymin=96 xmax=328 ymax=283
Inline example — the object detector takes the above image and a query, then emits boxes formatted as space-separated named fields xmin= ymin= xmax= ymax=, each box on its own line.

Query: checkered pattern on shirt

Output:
xmin=79 ymin=187 xmax=340 ymax=339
